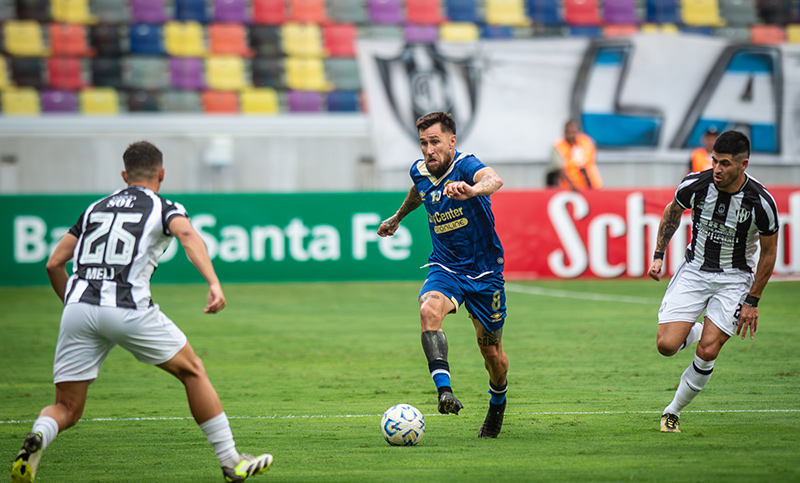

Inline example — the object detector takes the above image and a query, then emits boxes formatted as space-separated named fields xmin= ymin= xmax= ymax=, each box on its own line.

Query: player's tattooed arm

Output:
xmin=655 ymin=200 xmax=684 ymax=253
xmin=378 ymin=187 xmax=422 ymax=237
xmin=471 ymin=168 xmax=504 ymax=196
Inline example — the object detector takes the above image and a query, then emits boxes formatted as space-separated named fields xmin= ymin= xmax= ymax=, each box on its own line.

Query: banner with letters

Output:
xmin=357 ymin=34 xmax=800 ymax=169
xmin=2 ymin=189 xmax=797 ymax=286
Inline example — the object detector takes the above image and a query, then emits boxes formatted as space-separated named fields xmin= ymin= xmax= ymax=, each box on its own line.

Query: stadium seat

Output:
xmin=4 ymin=21 xmax=49 ymax=56
xmin=241 ymin=87 xmax=280 ymax=114
xmin=91 ymin=23 xmax=124 ymax=56
xmin=329 ymin=0 xmax=368 ymax=23
xmin=127 ymin=89 xmax=162 ymax=111
xmin=11 ymin=58 xmax=46 ymax=88
xmin=326 ymin=89 xmax=359 ymax=111
xmin=40 ymin=89 xmax=79 ymax=113
xmin=527 ymin=0 xmax=562 ymax=24
xmin=481 ymin=25 xmax=514 ymax=38
xmin=719 ymin=0 xmax=758 ymax=25
xmin=251 ymin=56 xmax=286 ymax=88
xmin=175 ymin=0 xmax=209 ymax=22
xmin=569 ymin=25 xmax=602 ymax=36
xmin=202 ymin=89 xmax=239 ymax=113
xmin=79 ymin=87 xmax=120 ymax=114
xmin=603 ymin=24 xmax=639 ymax=36
xmin=213 ymin=0 xmax=248 ymax=22
xmin=640 ymin=22 xmax=679 ymax=33
xmin=129 ymin=24 xmax=165 ymax=55
xmin=714 ymin=26 xmax=751 ymax=41
xmin=323 ymin=23 xmax=357 ymax=57
xmin=0 ymin=56 xmax=8 ymax=89
xmin=405 ymin=24 xmax=439 ymax=42
xmin=163 ymin=89 xmax=203 ymax=111
xmin=287 ymin=89 xmax=324 ymax=112
xmin=250 ymin=26 xmax=284 ymax=56
xmin=603 ymin=0 xmax=640 ymax=24
xmin=446 ymin=0 xmax=481 ymax=22
xmin=16 ymin=0 xmax=52 ymax=21
xmin=439 ymin=22 xmax=480 ymax=41
xmin=165 ymin=21 xmax=207 ymax=57
xmin=786 ymin=23 xmax=800 ymax=42
xmin=2 ymin=88 xmax=41 ymax=115
xmin=750 ymin=24 xmax=785 ymax=43
xmin=206 ymin=55 xmax=247 ymax=90
xmin=285 ymin=57 xmax=330 ymax=90
xmin=125 ymin=56 xmax=170 ymax=89
xmin=406 ymin=0 xmax=444 ymax=24
xmin=50 ymin=23 xmax=95 ymax=56
xmin=564 ymin=0 xmax=602 ymax=25
xmin=91 ymin=0 xmax=129 ymax=22
xmin=290 ymin=0 xmax=330 ymax=23
xmin=358 ymin=24 xmax=404 ymax=39
xmin=209 ymin=23 xmax=253 ymax=56
xmin=645 ymin=0 xmax=680 ymax=23
xmin=681 ymin=25 xmax=714 ymax=34
xmin=169 ymin=57 xmax=205 ymax=88
xmin=51 ymin=0 xmax=96 ymax=23
xmin=756 ymin=0 xmax=791 ymax=25
xmin=130 ymin=0 xmax=169 ymax=23
xmin=47 ymin=57 xmax=86 ymax=89
xmin=281 ymin=22 xmax=325 ymax=57
xmin=325 ymin=57 xmax=360 ymax=90
xmin=252 ymin=0 xmax=287 ymax=24
xmin=485 ymin=0 xmax=531 ymax=26
xmin=91 ymin=56 xmax=124 ymax=88
xmin=368 ymin=0 xmax=405 ymax=24
xmin=681 ymin=0 xmax=725 ymax=26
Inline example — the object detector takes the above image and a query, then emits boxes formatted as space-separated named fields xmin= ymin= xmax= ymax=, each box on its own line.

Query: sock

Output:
xmin=488 ymin=380 xmax=507 ymax=405
xmin=678 ymin=323 xmax=703 ymax=351
xmin=421 ymin=331 xmax=451 ymax=393
xmin=664 ymin=354 xmax=715 ymax=416
xmin=429 ymin=360 xmax=451 ymax=393
xmin=199 ymin=412 xmax=239 ymax=468
xmin=31 ymin=416 xmax=59 ymax=450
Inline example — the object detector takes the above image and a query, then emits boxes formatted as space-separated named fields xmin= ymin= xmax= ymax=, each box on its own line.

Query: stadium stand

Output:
xmin=241 ymin=87 xmax=280 ymax=114
xmin=2 ymin=87 xmax=41 ymax=114
xmin=289 ymin=0 xmax=329 ymax=23
xmin=90 ymin=0 xmax=129 ymax=23
xmin=49 ymin=23 xmax=95 ymax=56
xmin=79 ymin=87 xmax=120 ymax=114
xmin=175 ymin=0 xmax=209 ymax=22
xmin=252 ymin=0 xmax=287 ymax=24
xmin=164 ymin=21 xmax=207 ymax=57
xmin=406 ymin=0 xmax=444 ymax=24
xmin=41 ymin=88 xmax=78 ymax=112
xmin=202 ymin=89 xmax=239 ymax=113
xmin=130 ymin=0 xmax=169 ymax=23
xmin=485 ymin=0 xmax=530 ymax=26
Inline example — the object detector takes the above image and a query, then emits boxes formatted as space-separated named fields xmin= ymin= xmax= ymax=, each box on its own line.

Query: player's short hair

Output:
xmin=123 ymin=141 xmax=163 ymax=181
xmin=713 ymin=130 xmax=750 ymax=162
xmin=416 ymin=111 xmax=456 ymax=135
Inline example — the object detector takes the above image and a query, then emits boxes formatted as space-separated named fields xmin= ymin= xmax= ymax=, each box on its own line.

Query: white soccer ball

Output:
xmin=380 ymin=404 xmax=425 ymax=446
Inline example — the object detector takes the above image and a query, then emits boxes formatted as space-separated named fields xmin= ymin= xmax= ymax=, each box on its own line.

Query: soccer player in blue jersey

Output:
xmin=378 ymin=111 xmax=509 ymax=438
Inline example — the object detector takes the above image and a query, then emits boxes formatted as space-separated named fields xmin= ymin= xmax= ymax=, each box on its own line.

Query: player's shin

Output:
xmin=664 ymin=354 xmax=715 ymax=416
xmin=421 ymin=330 xmax=451 ymax=395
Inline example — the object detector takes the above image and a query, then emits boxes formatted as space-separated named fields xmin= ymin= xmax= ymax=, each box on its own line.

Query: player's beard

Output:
xmin=425 ymin=155 xmax=452 ymax=178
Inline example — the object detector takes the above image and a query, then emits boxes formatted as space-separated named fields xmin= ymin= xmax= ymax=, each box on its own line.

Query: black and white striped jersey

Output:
xmin=674 ymin=170 xmax=780 ymax=273
xmin=64 ymin=185 xmax=188 ymax=309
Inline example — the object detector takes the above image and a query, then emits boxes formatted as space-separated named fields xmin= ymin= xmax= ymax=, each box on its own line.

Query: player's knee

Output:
xmin=695 ymin=342 xmax=720 ymax=362
xmin=656 ymin=336 xmax=679 ymax=357
xmin=418 ymin=304 xmax=442 ymax=331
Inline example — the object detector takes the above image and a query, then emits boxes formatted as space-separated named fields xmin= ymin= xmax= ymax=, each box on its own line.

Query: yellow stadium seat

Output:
xmin=485 ymin=0 xmax=531 ymax=26
xmin=681 ymin=0 xmax=725 ymax=27
xmin=164 ymin=21 xmax=207 ymax=57
xmin=79 ymin=87 xmax=120 ymax=114
xmin=2 ymin=88 xmax=41 ymax=115
xmin=206 ymin=56 xmax=247 ymax=90
xmin=241 ymin=88 xmax=280 ymax=114
xmin=439 ymin=22 xmax=480 ymax=42
xmin=285 ymin=57 xmax=331 ymax=91
xmin=51 ymin=0 xmax=96 ymax=23
xmin=640 ymin=23 xmax=679 ymax=33
xmin=281 ymin=22 xmax=325 ymax=57
xmin=0 ymin=57 xmax=9 ymax=90
xmin=4 ymin=21 xmax=49 ymax=56
xmin=786 ymin=24 xmax=800 ymax=43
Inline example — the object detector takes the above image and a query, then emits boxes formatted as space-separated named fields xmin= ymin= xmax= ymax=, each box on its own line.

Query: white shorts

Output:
xmin=658 ymin=261 xmax=754 ymax=337
xmin=53 ymin=302 xmax=188 ymax=384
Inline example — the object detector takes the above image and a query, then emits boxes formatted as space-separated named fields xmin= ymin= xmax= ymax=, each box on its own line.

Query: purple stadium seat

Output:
xmin=404 ymin=24 xmax=438 ymax=42
xmin=169 ymin=58 xmax=205 ymax=89
xmin=368 ymin=0 xmax=405 ymax=24
xmin=287 ymin=90 xmax=324 ymax=112
xmin=214 ymin=0 xmax=249 ymax=22
xmin=603 ymin=0 xmax=639 ymax=24
xmin=130 ymin=0 xmax=169 ymax=23
xmin=40 ymin=90 xmax=79 ymax=113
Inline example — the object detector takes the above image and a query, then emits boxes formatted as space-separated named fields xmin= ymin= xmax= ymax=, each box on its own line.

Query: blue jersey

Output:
xmin=410 ymin=151 xmax=504 ymax=278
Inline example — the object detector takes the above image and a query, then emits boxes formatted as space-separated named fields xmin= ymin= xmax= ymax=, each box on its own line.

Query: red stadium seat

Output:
xmin=407 ymin=0 xmax=444 ymax=24
xmin=50 ymin=23 xmax=95 ymax=56
xmin=47 ymin=57 xmax=86 ymax=90
xmin=202 ymin=90 xmax=240 ymax=113
xmin=564 ymin=0 xmax=602 ymax=25
xmin=290 ymin=0 xmax=330 ymax=23
xmin=209 ymin=23 xmax=255 ymax=56
xmin=253 ymin=0 xmax=287 ymax=24
xmin=323 ymin=23 xmax=357 ymax=57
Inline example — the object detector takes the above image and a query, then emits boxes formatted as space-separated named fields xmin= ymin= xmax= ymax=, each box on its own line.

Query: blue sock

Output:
xmin=489 ymin=380 xmax=507 ymax=405
xmin=429 ymin=360 xmax=451 ymax=391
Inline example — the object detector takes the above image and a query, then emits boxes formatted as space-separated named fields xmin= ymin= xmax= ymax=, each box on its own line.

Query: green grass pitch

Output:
xmin=1 ymin=279 xmax=799 ymax=482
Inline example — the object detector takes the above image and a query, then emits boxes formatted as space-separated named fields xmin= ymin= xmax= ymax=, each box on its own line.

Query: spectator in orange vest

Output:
xmin=546 ymin=120 xmax=603 ymax=191
xmin=689 ymin=126 xmax=719 ymax=174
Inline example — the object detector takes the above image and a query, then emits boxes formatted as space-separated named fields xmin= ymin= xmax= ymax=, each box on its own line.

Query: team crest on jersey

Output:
xmin=374 ymin=43 xmax=480 ymax=142
xmin=717 ymin=203 xmax=727 ymax=214
xmin=735 ymin=208 xmax=751 ymax=223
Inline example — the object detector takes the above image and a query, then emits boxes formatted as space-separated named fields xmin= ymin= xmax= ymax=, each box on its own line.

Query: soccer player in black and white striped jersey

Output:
xmin=648 ymin=130 xmax=780 ymax=434
xmin=11 ymin=142 xmax=272 ymax=483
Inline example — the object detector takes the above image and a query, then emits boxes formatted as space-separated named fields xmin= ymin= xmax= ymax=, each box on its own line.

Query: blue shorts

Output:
xmin=420 ymin=266 xmax=506 ymax=333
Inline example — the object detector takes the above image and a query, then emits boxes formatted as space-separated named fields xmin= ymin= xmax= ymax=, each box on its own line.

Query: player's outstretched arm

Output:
xmin=648 ymin=200 xmax=684 ymax=281
xmin=443 ymin=168 xmax=503 ymax=200
xmin=378 ymin=186 xmax=423 ymax=237
xmin=737 ymin=232 xmax=778 ymax=340
xmin=169 ymin=216 xmax=226 ymax=314
xmin=46 ymin=233 xmax=78 ymax=303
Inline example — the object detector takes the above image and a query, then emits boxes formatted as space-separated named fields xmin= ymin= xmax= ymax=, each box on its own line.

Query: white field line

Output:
xmin=2 ymin=408 xmax=799 ymax=425
xmin=505 ymin=283 xmax=658 ymax=304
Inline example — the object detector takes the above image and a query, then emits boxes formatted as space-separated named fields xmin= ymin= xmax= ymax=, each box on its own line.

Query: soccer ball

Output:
xmin=380 ymin=404 xmax=425 ymax=446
